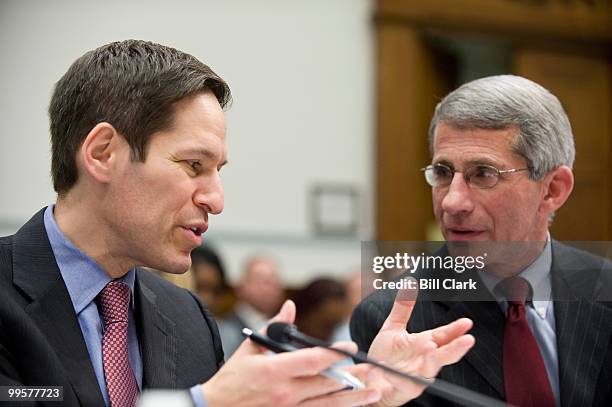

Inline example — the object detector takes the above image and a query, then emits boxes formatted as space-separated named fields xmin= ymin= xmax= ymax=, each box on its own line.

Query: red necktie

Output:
xmin=98 ymin=281 xmax=139 ymax=407
xmin=497 ymin=277 xmax=556 ymax=407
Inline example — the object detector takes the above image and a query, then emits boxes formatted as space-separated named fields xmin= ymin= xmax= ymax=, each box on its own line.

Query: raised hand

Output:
xmin=366 ymin=288 xmax=475 ymax=406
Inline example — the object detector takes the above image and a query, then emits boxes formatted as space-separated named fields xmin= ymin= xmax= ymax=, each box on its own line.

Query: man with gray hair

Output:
xmin=351 ymin=75 xmax=612 ymax=406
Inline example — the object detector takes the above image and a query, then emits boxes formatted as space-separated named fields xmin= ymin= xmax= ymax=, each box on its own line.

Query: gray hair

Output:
xmin=428 ymin=75 xmax=575 ymax=180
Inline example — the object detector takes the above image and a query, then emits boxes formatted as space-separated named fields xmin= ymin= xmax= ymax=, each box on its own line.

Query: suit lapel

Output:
xmin=426 ymin=264 xmax=506 ymax=398
xmin=551 ymin=241 xmax=612 ymax=407
xmin=135 ymin=270 xmax=178 ymax=388
xmin=12 ymin=209 xmax=104 ymax=406
xmin=410 ymin=255 xmax=507 ymax=398
xmin=442 ymin=298 xmax=506 ymax=398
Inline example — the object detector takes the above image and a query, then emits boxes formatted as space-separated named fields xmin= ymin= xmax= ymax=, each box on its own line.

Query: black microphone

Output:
xmin=267 ymin=322 xmax=510 ymax=407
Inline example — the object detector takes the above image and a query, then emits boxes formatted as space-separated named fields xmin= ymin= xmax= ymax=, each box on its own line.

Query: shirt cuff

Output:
xmin=189 ymin=385 xmax=208 ymax=407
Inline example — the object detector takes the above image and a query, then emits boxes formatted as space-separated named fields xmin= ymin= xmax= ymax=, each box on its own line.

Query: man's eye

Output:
xmin=185 ymin=160 xmax=202 ymax=172
xmin=472 ymin=166 xmax=497 ymax=179
xmin=433 ymin=165 xmax=453 ymax=178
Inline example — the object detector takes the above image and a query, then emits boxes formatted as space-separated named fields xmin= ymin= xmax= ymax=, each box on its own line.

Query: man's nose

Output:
xmin=194 ymin=173 xmax=224 ymax=215
xmin=440 ymin=173 xmax=475 ymax=216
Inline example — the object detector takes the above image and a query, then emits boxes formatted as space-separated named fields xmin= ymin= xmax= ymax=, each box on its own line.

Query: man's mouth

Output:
xmin=188 ymin=227 xmax=204 ymax=236
xmin=445 ymin=228 xmax=485 ymax=240
xmin=451 ymin=229 xmax=477 ymax=234
xmin=182 ymin=223 xmax=208 ymax=238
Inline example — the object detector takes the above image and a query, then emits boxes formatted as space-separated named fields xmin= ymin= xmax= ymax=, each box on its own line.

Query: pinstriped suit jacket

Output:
xmin=0 ymin=209 xmax=225 ymax=406
xmin=351 ymin=241 xmax=612 ymax=407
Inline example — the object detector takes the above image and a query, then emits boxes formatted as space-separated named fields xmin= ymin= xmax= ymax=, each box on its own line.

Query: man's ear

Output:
xmin=539 ymin=165 xmax=574 ymax=215
xmin=79 ymin=122 xmax=125 ymax=185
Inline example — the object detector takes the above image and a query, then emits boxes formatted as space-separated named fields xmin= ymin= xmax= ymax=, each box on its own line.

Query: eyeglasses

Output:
xmin=421 ymin=163 xmax=530 ymax=189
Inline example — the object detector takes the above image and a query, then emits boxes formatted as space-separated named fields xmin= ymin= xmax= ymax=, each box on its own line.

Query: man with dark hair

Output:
xmin=351 ymin=75 xmax=612 ymax=407
xmin=48 ymin=40 xmax=232 ymax=196
xmin=0 ymin=40 xmax=474 ymax=407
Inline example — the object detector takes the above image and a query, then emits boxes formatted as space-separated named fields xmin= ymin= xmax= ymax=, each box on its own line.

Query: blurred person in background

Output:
xmin=331 ymin=271 xmax=363 ymax=343
xmin=191 ymin=245 xmax=233 ymax=318
xmin=292 ymin=277 xmax=348 ymax=342
xmin=218 ymin=255 xmax=284 ymax=356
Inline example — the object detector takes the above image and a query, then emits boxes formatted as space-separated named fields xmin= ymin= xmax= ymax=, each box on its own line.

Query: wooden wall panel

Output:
xmin=377 ymin=0 xmax=612 ymax=42
xmin=376 ymin=25 xmax=446 ymax=240
xmin=375 ymin=0 xmax=612 ymax=241
xmin=514 ymin=50 xmax=612 ymax=240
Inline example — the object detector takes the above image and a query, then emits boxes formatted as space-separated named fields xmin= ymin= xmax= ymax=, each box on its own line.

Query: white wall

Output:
xmin=0 ymin=0 xmax=374 ymax=285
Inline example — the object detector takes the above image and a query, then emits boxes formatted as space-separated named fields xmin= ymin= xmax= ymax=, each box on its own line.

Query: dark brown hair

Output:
xmin=49 ymin=39 xmax=231 ymax=194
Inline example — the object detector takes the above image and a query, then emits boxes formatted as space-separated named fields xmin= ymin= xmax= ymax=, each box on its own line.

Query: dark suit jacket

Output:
xmin=351 ymin=241 xmax=612 ymax=407
xmin=0 ymin=209 xmax=225 ymax=406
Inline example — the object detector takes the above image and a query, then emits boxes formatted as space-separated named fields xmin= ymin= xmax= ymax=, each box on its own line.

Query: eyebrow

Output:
xmin=434 ymin=158 xmax=500 ymax=168
xmin=178 ymin=148 xmax=228 ymax=167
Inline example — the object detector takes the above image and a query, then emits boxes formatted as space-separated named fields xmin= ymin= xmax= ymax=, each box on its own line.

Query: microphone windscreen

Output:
xmin=267 ymin=322 xmax=292 ymax=343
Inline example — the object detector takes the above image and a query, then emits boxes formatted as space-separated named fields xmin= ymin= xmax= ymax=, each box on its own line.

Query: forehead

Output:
xmin=172 ymin=91 xmax=227 ymax=133
xmin=432 ymin=122 xmax=522 ymax=166
xmin=151 ymin=92 xmax=227 ymax=156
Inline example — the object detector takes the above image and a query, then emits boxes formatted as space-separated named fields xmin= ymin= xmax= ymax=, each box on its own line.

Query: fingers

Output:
xmin=271 ymin=349 xmax=381 ymax=404
xmin=272 ymin=346 xmax=353 ymax=377
xmin=289 ymin=373 xmax=355 ymax=402
xmin=329 ymin=341 xmax=358 ymax=356
xmin=300 ymin=387 xmax=381 ymax=407
xmin=433 ymin=334 xmax=475 ymax=366
xmin=267 ymin=299 xmax=297 ymax=326
xmin=430 ymin=318 xmax=473 ymax=346
xmin=417 ymin=333 xmax=475 ymax=380
xmin=289 ymin=365 xmax=376 ymax=402
xmin=340 ymin=363 xmax=378 ymax=380
xmin=405 ymin=319 xmax=474 ymax=379
xmin=281 ymin=345 xmax=373 ymax=402
xmin=380 ymin=284 xmax=418 ymax=331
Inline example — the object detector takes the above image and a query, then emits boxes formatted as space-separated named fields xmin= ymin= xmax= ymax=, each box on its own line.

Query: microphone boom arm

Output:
xmin=267 ymin=322 xmax=510 ymax=407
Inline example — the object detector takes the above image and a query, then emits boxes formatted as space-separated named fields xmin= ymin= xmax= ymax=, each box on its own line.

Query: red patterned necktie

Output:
xmin=497 ymin=277 xmax=556 ymax=407
xmin=98 ymin=281 xmax=139 ymax=407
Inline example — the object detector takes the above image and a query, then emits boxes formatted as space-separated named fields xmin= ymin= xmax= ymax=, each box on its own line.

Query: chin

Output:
xmin=167 ymin=260 xmax=192 ymax=274
xmin=151 ymin=253 xmax=192 ymax=274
